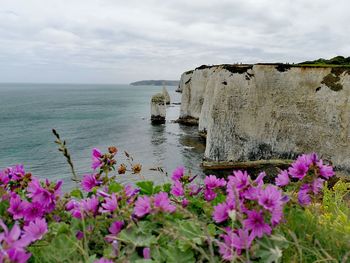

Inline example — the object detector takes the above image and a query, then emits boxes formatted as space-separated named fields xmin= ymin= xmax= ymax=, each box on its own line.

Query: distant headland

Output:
xmin=130 ymin=80 xmax=179 ymax=86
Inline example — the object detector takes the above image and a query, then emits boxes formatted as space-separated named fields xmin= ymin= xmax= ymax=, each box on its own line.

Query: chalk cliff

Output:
xmin=178 ymin=64 xmax=350 ymax=170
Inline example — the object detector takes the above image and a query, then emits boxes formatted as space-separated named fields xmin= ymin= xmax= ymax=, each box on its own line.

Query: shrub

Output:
xmin=0 ymin=133 xmax=349 ymax=262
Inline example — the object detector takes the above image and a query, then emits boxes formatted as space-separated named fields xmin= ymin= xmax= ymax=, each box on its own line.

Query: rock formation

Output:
xmin=176 ymin=70 xmax=193 ymax=93
xmin=151 ymin=93 xmax=166 ymax=124
xmin=162 ymin=86 xmax=171 ymax=104
xmin=178 ymin=64 xmax=350 ymax=171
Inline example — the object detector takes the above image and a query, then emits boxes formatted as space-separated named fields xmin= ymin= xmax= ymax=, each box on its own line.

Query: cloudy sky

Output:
xmin=0 ymin=0 xmax=349 ymax=83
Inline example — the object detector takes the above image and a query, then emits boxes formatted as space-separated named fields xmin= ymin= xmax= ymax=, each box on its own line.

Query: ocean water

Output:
xmin=0 ymin=83 xmax=205 ymax=190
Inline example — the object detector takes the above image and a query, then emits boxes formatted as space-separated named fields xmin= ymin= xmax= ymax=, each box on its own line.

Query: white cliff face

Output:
xmin=179 ymin=64 xmax=350 ymax=170
xmin=177 ymin=70 xmax=193 ymax=93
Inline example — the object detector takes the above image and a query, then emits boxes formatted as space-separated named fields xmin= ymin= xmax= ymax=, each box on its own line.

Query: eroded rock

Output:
xmin=179 ymin=64 xmax=350 ymax=171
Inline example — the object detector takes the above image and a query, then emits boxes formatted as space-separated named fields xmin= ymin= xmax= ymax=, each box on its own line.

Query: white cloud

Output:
xmin=0 ymin=0 xmax=349 ymax=83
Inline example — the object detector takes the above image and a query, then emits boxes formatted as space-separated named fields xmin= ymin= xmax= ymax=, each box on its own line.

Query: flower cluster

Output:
xmin=206 ymin=171 xmax=287 ymax=260
xmin=0 ymin=148 xmax=338 ymax=263
xmin=275 ymin=153 xmax=334 ymax=206
xmin=0 ymin=166 xmax=53 ymax=262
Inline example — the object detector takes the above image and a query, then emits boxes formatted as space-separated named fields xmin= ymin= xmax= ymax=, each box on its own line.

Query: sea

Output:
xmin=0 ymin=83 xmax=206 ymax=190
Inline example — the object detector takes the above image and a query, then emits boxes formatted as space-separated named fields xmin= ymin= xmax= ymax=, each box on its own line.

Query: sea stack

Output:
xmin=151 ymin=93 xmax=166 ymax=124
xmin=162 ymin=86 xmax=171 ymax=104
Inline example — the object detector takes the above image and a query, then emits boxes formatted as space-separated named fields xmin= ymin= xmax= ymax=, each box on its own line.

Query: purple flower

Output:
xmin=92 ymin=148 xmax=103 ymax=170
xmin=275 ymin=170 xmax=290 ymax=187
xmin=311 ymin=178 xmax=324 ymax=194
xmin=4 ymin=248 xmax=31 ymax=263
xmin=8 ymin=194 xmax=25 ymax=220
xmin=153 ymin=192 xmax=176 ymax=213
xmin=23 ymin=218 xmax=48 ymax=242
xmin=189 ymin=184 xmax=201 ymax=196
xmin=0 ymin=169 xmax=10 ymax=184
xmin=100 ymin=193 xmax=118 ymax=213
xmin=109 ymin=221 xmax=124 ymax=235
xmin=243 ymin=210 xmax=271 ymax=238
xmin=258 ymin=185 xmax=283 ymax=212
xmin=170 ymin=180 xmax=184 ymax=197
xmin=0 ymin=220 xmax=31 ymax=249
xmin=182 ymin=198 xmax=189 ymax=207
xmin=81 ymin=174 xmax=101 ymax=192
xmin=76 ymin=231 xmax=84 ymax=240
xmin=231 ymin=228 xmax=253 ymax=251
xmin=317 ymin=160 xmax=334 ymax=179
xmin=213 ymin=202 xmax=234 ymax=223
xmin=228 ymin=171 xmax=249 ymax=191
xmin=204 ymin=175 xmax=226 ymax=189
xmin=204 ymin=188 xmax=217 ymax=201
xmin=171 ymin=166 xmax=184 ymax=182
xmin=81 ymin=196 xmax=99 ymax=216
xmin=143 ymin=247 xmax=151 ymax=259
xmin=134 ymin=196 xmax=151 ymax=217
xmin=23 ymin=202 xmax=45 ymax=222
xmin=288 ymin=154 xmax=313 ymax=180
xmin=124 ymin=185 xmax=140 ymax=198
xmin=298 ymin=184 xmax=311 ymax=206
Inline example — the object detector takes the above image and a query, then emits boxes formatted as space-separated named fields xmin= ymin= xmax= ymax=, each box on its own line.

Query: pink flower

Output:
xmin=0 ymin=169 xmax=10 ymax=184
xmin=23 ymin=202 xmax=45 ymax=222
xmin=204 ymin=188 xmax=217 ymax=201
xmin=243 ymin=210 xmax=271 ymax=238
xmin=143 ymin=247 xmax=151 ymax=259
xmin=81 ymin=196 xmax=99 ymax=216
xmin=26 ymin=178 xmax=61 ymax=212
xmin=213 ymin=202 xmax=234 ymax=223
xmin=134 ymin=196 xmax=151 ymax=217
xmin=0 ymin=220 xmax=31 ymax=249
xmin=8 ymin=194 xmax=26 ymax=220
xmin=182 ymin=198 xmax=189 ymax=207
xmin=231 ymin=228 xmax=254 ymax=252
xmin=204 ymin=175 xmax=226 ymax=189
xmin=170 ymin=180 xmax=184 ymax=197
xmin=23 ymin=218 xmax=48 ymax=242
xmin=317 ymin=160 xmax=334 ymax=179
xmin=100 ymin=193 xmax=118 ymax=213
xmin=275 ymin=170 xmax=290 ymax=187
xmin=298 ymin=184 xmax=311 ymax=206
xmin=109 ymin=221 xmax=124 ymax=235
xmin=228 ymin=171 xmax=249 ymax=191
xmin=124 ymin=185 xmax=140 ymax=198
xmin=258 ymin=185 xmax=283 ymax=212
xmin=81 ymin=174 xmax=101 ymax=192
xmin=288 ymin=154 xmax=313 ymax=180
xmin=153 ymin=192 xmax=176 ymax=213
xmin=4 ymin=248 xmax=31 ymax=263
xmin=171 ymin=166 xmax=184 ymax=182
xmin=311 ymin=178 xmax=324 ymax=194
xmin=92 ymin=148 xmax=103 ymax=170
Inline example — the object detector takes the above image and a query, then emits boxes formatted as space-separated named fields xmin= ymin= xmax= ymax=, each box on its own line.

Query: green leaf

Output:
xmin=70 ymin=188 xmax=83 ymax=199
xmin=162 ymin=246 xmax=195 ymax=263
xmin=109 ymin=181 xmax=123 ymax=193
xmin=0 ymin=200 xmax=9 ymax=216
xmin=162 ymin=183 xmax=171 ymax=193
xmin=118 ymin=227 xmax=157 ymax=247
xmin=136 ymin=181 xmax=154 ymax=195
xmin=177 ymin=220 xmax=203 ymax=245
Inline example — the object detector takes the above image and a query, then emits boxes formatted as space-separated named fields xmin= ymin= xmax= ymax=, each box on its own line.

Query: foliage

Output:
xmin=0 ymin=133 xmax=349 ymax=262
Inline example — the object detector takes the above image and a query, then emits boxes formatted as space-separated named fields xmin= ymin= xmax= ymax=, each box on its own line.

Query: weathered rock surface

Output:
xmin=162 ymin=87 xmax=171 ymax=104
xmin=151 ymin=93 xmax=166 ymax=124
xmin=176 ymin=70 xmax=193 ymax=93
xmin=178 ymin=64 xmax=350 ymax=171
